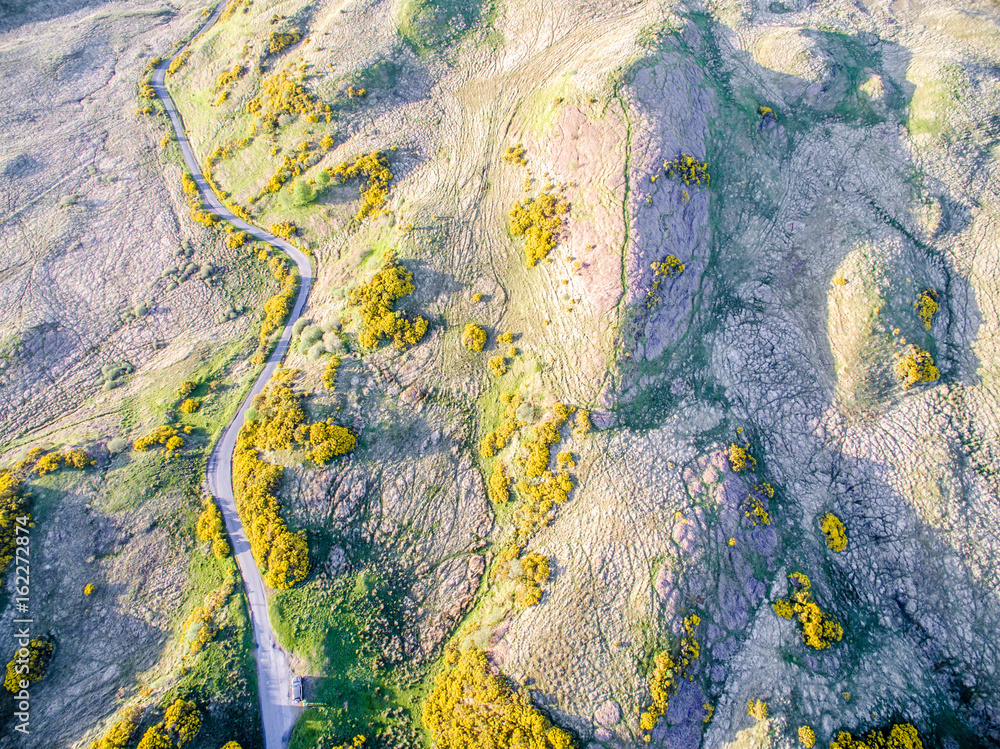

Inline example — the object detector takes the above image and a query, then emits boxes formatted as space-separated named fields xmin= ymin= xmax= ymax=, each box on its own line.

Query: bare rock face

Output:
xmin=626 ymin=53 xmax=713 ymax=360
xmin=595 ymin=699 xmax=622 ymax=727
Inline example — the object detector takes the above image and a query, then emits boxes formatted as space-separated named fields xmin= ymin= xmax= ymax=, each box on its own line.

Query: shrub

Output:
xmin=422 ymin=648 xmax=574 ymax=749
xmin=322 ymin=357 xmax=341 ymax=389
xmin=297 ymin=324 xmax=324 ymax=354
xmin=231 ymin=371 xmax=325 ymax=588
xmin=165 ymin=699 xmax=201 ymax=745
xmin=0 ymin=472 xmax=29 ymax=585
xmin=245 ymin=71 xmax=320 ymax=130
xmin=479 ymin=392 xmax=525 ymax=458
xmin=265 ymin=530 xmax=310 ymax=589
xmin=89 ymin=705 xmax=144 ymax=749
xmin=33 ymin=453 xmax=61 ymax=475
xmin=84 ymin=583 xmax=95 ymax=596
xmin=727 ymin=442 xmax=756 ymax=472
xmin=654 ymin=255 xmax=685 ymax=278
xmin=270 ymin=220 xmax=298 ymax=240
xmin=497 ymin=331 xmax=514 ymax=345
xmin=799 ymin=726 xmax=816 ymax=748
xmin=212 ymin=538 xmax=230 ymax=558
xmin=461 ymin=323 xmax=487 ymax=352
xmin=328 ymin=151 xmax=393 ymax=220
xmin=663 ymin=153 xmax=709 ymax=185
xmin=179 ymin=398 xmax=201 ymax=414
xmin=772 ymin=572 xmax=842 ymax=650
xmin=179 ymin=173 xmax=219 ymax=228
xmin=196 ymin=499 xmax=225 ymax=544
xmin=509 ymin=191 xmax=569 ymax=266
xmin=267 ymin=28 xmax=301 ymax=56
xmin=641 ymin=615 xmax=701 ymax=734
xmin=742 ymin=492 xmax=771 ymax=526
xmin=4 ymin=636 xmax=54 ymax=692
xmin=166 ymin=50 xmax=191 ymax=76
xmin=520 ymin=403 xmax=570 ymax=479
xmin=747 ymin=699 xmax=768 ymax=722
xmin=820 ymin=513 xmax=848 ymax=552
xmin=513 ymin=470 xmax=573 ymax=542
xmin=488 ymin=462 xmax=510 ymax=504
xmin=181 ymin=578 xmax=234 ymax=659
xmin=646 ymin=255 xmax=686 ymax=305
xmin=306 ymin=422 xmax=357 ymax=463
xmin=348 ymin=252 xmax=428 ymax=349
xmin=829 ymin=724 xmax=922 ymax=749
xmin=487 ymin=355 xmax=507 ymax=376
xmin=133 ymin=425 xmax=181 ymax=453
xmin=63 ymin=449 xmax=94 ymax=469
xmin=220 ymin=744 xmax=244 ymax=749
xmin=503 ymin=143 xmax=527 ymax=167
xmin=215 ymin=64 xmax=244 ymax=90
xmin=254 ymin=257 xmax=298 ymax=363
xmin=915 ymin=289 xmax=939 ymax=330
xmin=513 ymin=552 xmax=549 ymax=609
xmin=245 ymin=374 xmax=305 ymax=451
xmin=573 ymin=409 xmax=591 ymax=435
xmin=183 ymin=606 xmax=216 ymax=656
xmin=136 ymin=725 xmax=172 ymax=749
xmin=895 ymin=344 xmax=939 ymax=389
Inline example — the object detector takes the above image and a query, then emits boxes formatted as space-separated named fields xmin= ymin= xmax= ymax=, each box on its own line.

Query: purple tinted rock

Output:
xmin=662 ymin=722 xmax=701 ymax=749
xmin=672 ymin=519 xmax=697 ymax=553
xmin=717 ymin=572 xmax=748 ymax=630
xmin=655 ymin=564 xmax=676 ymax=600
xmin=750 ymin=525 xmax=778 ymax=556
xmin=666 ymin=679 xmax=705 ymax=724
xmin=595 ymin=700 xmax=621 ymax=727
xmin=744 ymin=575 xmax=765 ymax=604
xmin=709 ymin=451 xmax=729 ymax=473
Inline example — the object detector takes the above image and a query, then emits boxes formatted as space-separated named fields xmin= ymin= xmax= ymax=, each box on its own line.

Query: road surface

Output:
xmin=151 ymin=6 xmax=311 ymax=748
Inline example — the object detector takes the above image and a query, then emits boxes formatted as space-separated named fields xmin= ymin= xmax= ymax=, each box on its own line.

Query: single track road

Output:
xmin=152 ymin=6 xmax=312 ymax=747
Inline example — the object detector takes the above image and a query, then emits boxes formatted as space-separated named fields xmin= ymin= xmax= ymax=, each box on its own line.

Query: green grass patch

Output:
xmin=398 ymin=0 xmax=488 ymax=56
xmin=276 ymin=569 xmax=422 ymax=748
xmin=167 ymin=551 xmax=264 ymax=749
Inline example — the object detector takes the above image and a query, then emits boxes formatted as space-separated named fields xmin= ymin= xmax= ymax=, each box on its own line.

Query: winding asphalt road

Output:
xmin=152 ymin=6 xmax=311 ymax=748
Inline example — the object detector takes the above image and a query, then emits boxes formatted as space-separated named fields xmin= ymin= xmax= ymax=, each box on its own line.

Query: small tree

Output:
xmin=291 ymin=180 xmax=315 ymax=207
